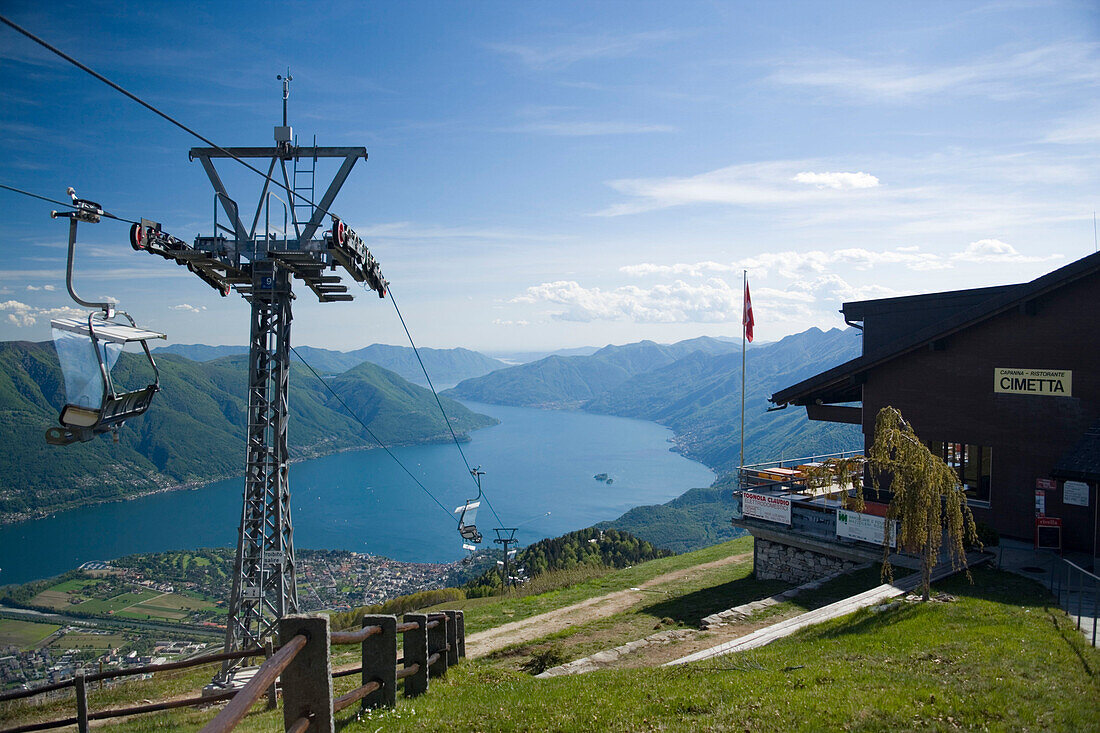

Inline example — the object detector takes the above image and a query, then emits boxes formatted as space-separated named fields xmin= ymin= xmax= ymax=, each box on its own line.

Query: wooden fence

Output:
xmin=1 ymin=610 xmax=464 ymax=733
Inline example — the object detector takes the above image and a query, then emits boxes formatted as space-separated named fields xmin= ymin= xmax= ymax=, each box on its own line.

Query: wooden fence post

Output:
xmin=264 ymin=637 xmax=277 ymax=710
xmin=279 ymin=615 xmax=333 ymax=733
xmin=361 ymin=614 xmax=396 ymax=709
xmin=402 ymin=614 xmax=428 ymax=698
xmin=444 ymin=611 xmax=459 ymax=666
xmin=427 ymin=612 xmax=448 ymax=678
xmin=74 ymin=671 xmax=89 ymax=733
xmin=455 ymin=610 xmax=466 ymax=658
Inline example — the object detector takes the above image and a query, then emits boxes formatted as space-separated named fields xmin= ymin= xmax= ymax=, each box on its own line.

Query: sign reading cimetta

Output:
xmin=994 ymin=368 xmax=1072 ymax=397
xmin=742 ymin=492 xmax=792 ymax=525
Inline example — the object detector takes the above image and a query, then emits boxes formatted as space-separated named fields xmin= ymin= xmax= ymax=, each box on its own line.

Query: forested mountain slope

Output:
xmin=586 ymin=328 xmax=861 ymax=472
xmin=157 ymin=342 xmax=506 ymax=386
xmin=0 ymin=342 xmax=495 ymax=520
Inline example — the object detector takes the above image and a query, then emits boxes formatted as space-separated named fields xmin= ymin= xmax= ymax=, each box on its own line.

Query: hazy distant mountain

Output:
xmin=448 ymin=328 xmax=861 ymax=475
xmin=445 ymin=336 xmax=741 ymax=407
xmin=585 ymin=328 xmax=861 ymax=472
xmin=485 ymin=346 xmax=601 ymax=364
xmin=157 ymin=343 xmax=506 ymax=387
xmin=0 ymin=343 xmax=496 ymax=521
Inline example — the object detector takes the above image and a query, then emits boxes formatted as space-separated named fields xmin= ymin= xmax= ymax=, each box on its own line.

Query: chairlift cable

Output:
xmin=289 ymin=345 xmax=457 ymax=524
xmin=0 ymin=182 xmax=139 ymax=225
xmin=0 ymin=15 xmax=340 ymax=224
xmin=385 ymin=285 xmax=506 ymax=527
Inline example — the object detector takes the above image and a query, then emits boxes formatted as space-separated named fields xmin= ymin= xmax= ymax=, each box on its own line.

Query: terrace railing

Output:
xmin=1 ymin=610 xmax=465 ymax=733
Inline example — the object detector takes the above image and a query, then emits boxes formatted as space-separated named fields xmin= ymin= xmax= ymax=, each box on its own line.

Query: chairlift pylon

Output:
xmin=45 ymin=188 xmax=166 ymax=446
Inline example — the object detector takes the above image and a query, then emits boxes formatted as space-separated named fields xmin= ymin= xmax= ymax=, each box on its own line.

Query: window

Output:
xmin=927 ymin=441 xmax=992 ymax=505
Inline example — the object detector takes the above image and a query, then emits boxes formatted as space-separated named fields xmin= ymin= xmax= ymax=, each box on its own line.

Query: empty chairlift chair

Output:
xmin=47 ymin=312 xmax=165 ymax=445
xmin=44 ymin=187 xmax=167 ymax=445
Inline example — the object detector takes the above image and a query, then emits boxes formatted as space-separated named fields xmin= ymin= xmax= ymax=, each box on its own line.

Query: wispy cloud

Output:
xmin=359 ymin=221 xmax=566 ymax=243
xmin=768 ymin=42 xmax=1100 ymax=102
xmin=488 ymin=31 xmax=681 ymax=71
xmin=595 ymin=152 xmax=1097 ymax=236
xmin=506 ymin=121 xmax=675 ymax=136
xmin=792 ymin=171 xmax=880 ymax=190
xmin=596 ymin=161 xmax=886 ymax=216
xmin=1044 ymin=107 xmax=1100 ymax=144
xmin=621 ymin=246 xmax=951 ymax=279
xmin=511 ymin=272 xmax=909 ymax=325
xmin=620 ymin=240 xmax=1060 ymax=280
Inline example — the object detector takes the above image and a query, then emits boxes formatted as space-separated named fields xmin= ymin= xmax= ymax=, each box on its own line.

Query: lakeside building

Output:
xmin=734 ymin=251 xmax=1099 ymax=576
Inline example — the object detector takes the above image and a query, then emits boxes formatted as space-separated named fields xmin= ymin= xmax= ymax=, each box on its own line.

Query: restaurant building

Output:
xmin=766 ymin=251 xmax=1099 ymax=562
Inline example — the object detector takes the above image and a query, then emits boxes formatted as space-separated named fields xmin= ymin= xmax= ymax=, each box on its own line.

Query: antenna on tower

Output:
xmin=277 ymin=68 xmax=292 ymax=126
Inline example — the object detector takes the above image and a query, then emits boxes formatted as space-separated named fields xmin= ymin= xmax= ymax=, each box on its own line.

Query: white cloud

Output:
xmin=951 ymin=239 xmax=1062 ymax=263
xmin=792 ymin=171 xmax=880 ymax=190
xmin=170 ymin=303 xmax=206 ymax=313
xmin=512 ymin=271 xmax=911 ymax=326
xmin=0 ymin=300 xmax=83 ymax=327
xmin=620 ymin=246 xmax=949 ymax=280
xmin=492 ymin=319 xmax=529 ymax=326
xmin=513 ymin=279 xmax=745 ymax=324
xmin=768 ymin=42 xmax=1100 ymax=102
xmin=25 ymin=284 xmax=57 ymax=291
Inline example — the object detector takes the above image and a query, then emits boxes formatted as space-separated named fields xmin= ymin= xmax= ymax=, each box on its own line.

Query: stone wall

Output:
xmin=754 ymin=538 xmax=863 ymax=584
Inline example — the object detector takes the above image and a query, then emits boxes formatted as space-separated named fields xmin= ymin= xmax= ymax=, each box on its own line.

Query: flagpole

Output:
xmin=740 ymin=269 xmax=746 ymax=483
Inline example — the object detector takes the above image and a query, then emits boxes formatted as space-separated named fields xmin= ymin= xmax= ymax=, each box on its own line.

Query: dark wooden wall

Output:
xmin=859 ymin=271 xmax=1099 ymax=554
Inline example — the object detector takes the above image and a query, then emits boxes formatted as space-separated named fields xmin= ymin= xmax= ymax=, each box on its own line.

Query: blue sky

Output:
xmin=1 ymin=0 xmax=1098 ymax=352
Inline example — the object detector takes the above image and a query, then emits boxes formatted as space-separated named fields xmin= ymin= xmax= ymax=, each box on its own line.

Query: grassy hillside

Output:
xmin=596 ymin=483 xmax=746 ymax=553
xmin=0 ymin=342 xmax=496 ymax=520
xmin=5 ymin=539 xmax=1097 ymax=732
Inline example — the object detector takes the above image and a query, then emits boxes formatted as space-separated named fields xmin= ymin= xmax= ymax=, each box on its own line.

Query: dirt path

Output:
xmin=465 ymin=551 xmax=751 ymax=658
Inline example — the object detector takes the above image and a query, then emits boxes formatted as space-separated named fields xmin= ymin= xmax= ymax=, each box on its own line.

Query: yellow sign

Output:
xmin=994 ymin=368 xmax=1072 ymax=397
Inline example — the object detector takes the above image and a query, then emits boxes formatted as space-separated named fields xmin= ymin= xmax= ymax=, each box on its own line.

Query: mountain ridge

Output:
xmin=0 ymin=342 xmax=496 ymax=522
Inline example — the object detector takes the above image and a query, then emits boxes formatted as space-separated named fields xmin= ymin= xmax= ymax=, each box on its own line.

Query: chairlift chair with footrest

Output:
xmin=44 ymin=187 xmax=167 ymax=446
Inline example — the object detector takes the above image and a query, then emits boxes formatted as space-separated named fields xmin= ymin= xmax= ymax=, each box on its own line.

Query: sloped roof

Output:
xmin=771 ymin=250 xmax=1100 ymax=406
xmin=1052 ymin=419 xmax=1100 ymax=482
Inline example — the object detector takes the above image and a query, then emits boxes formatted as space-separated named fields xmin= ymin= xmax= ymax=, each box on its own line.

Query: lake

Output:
xmin=0 ymin=401 xmax=714 ymax=586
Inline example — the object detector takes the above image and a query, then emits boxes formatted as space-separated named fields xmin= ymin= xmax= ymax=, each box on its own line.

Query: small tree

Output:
xmin=868 ymin=406 xmax=979 ymax=601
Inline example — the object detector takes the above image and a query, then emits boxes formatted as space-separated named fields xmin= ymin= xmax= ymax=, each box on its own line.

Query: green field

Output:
xmin=47 ymin=631 xmax=126 ymax=651
xmin=47 ymin=579 xmax=100 ymax=593
xmin=73 ymin=590 xmax=162 ymax=615
xmin=0 ymin=619 xmax=60 ymax=650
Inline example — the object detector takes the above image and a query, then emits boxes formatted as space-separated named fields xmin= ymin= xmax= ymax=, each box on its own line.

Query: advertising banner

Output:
xmin=836 ymin=509 xmax=898 ymax=548
xmin=742 ymin=492 xmax=791 ymax=525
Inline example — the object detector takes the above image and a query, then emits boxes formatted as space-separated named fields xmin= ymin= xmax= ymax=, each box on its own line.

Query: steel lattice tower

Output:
xmin=131 ymin=79 xmax=386 ymax=681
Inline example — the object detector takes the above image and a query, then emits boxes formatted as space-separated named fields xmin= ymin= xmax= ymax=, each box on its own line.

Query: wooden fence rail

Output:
xmin=1 ymin=610 xmax=465 ymax=733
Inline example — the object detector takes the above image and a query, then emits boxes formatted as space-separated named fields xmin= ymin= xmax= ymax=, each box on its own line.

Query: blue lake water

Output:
xmin=0 ymin=402 xmax=714 ymax=586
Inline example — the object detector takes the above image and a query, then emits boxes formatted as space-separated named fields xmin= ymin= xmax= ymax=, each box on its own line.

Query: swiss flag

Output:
xmin=742 ymin=279 xmax=754 ymax=343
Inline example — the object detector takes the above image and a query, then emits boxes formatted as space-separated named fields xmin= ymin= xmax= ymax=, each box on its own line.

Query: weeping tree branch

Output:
xmin=868 ymin=406 xmax=980 ymax=601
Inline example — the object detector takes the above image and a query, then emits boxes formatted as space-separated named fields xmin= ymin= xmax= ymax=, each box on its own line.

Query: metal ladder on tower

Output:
xmin=291 ymin=134 xmax=317 ymax=230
